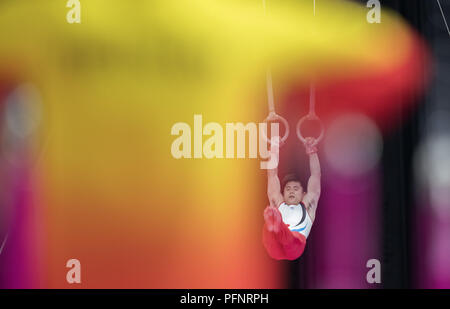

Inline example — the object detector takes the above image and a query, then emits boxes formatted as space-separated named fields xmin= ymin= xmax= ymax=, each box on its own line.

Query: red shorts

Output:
xmin=262 ymin=207 xmax=307 ymax=261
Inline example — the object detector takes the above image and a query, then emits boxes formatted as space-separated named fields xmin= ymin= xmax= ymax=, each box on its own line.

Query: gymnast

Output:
xmin=262 ymin=136 xmax=321 ymax=260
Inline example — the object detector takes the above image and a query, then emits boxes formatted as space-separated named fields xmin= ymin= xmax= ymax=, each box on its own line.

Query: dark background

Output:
xmin=289 ymin=0 xmax=450 ymax=289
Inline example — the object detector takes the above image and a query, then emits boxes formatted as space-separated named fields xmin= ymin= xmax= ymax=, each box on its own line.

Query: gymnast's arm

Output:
xmin=303 ymin=152 xmax=321 ymax=222
xmin=267 ymin=146 xmax=284 ymax=208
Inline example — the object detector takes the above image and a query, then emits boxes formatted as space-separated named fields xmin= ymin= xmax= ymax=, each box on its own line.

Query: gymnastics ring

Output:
xmin=296 ymin=114 xmax=324 ymax=145
xmin=262 ymin=112 xmax=290 ymax=146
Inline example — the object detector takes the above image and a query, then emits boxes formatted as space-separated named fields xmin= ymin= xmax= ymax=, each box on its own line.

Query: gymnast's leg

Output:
xmin=262 ymin=206 xmax=306 ymax=261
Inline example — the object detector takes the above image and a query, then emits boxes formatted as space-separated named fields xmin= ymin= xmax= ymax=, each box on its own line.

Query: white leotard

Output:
xmin=278 ymin=202 xmax=313 ymax=238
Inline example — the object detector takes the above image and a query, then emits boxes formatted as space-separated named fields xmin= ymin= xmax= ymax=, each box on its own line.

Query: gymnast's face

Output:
xmin=283 ymin=181 xmax=304 ymax=205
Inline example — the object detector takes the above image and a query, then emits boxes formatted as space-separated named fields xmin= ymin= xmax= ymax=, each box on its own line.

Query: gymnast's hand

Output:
xmin=303 ymin=137 xmax=318 ymax=155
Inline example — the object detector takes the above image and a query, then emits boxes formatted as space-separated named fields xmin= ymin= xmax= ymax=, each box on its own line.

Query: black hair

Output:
xmin=281 ymin=173 xmax=303 ymax=192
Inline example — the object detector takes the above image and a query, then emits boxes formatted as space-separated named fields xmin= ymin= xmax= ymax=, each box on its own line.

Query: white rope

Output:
xmin=262 ymin=0 xmax=275 ymax=114
xmin=437 ymin=0 xmax=450 ymax=37
xmin=266 ymin=70 xmax=275 ymax=113
xmin=0 ymin=233 xmax=8 ymax=256
xmin=309 ymin=82 xmax=316 ymax=116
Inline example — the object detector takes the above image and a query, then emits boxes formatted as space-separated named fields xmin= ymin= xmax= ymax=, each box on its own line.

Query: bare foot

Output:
xmin=264 ymin=206 xmax=281 ymax=233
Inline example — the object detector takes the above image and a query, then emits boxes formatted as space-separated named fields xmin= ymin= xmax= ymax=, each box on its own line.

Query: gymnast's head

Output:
xmin=282 ymin=174 xmax=305 ymax=205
